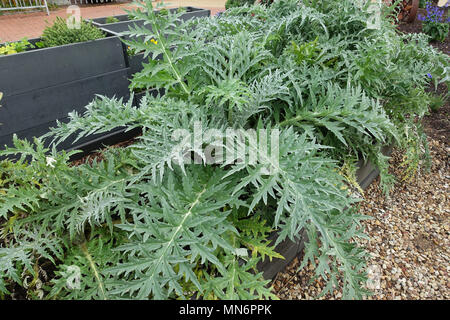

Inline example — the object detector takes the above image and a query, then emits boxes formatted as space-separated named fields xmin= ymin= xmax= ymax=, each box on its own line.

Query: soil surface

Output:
xmin=423 ymin=97 xmax=450 ymax=145
xmin=396 ymin=5 xmax=450 ymax=147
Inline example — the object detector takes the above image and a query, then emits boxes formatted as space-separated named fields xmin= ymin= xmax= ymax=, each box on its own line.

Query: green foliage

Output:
xmin=225 ymin=0 xmax=255 ymax=10
xmin=105 ymin=16 xmax=120 ymax=24
xmin=260 ymin=0 xmax=275 ymax=7
xmin=38 ymin=17 xmax=105 ymax=48
xmin=158 ymin=8 xmax=169 ymax=16
xmin=48 ymin=229 xmax=123 ymax=300
xmin=1 ymin=0 xmax=448 ymax=300
xmin=428 ymin=91 xmax=447 ymax=111
xmin=287 ymin=37 xmax=320 ymax=65
xmin=423 ymin=20 xmax=449 ymax=42
xmin=0 ymin=38 xmax=34 ymax=55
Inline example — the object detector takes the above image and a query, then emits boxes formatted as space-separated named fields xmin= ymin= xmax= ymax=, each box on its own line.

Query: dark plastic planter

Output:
xmin=0 ymin=36 xmax=130 ymax=152
xmin=128 ymin=52 xmax=147 ymax=77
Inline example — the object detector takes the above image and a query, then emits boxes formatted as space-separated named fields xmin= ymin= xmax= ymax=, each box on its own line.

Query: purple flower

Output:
xmin=426 ymin=73 xmax=432 ymax=79
xmin=421 ymin=1 xmax=448 ymax=24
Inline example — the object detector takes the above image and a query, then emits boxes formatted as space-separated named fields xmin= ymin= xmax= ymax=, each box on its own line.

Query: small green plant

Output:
xmin=0 ymin=38 xmax=34 ymax=56
xmin=429 ymin=92 xmax=448 ymax=111
xmin=158 ymin=8 xmax=169 ymax=16
xmin=225 ymin=0 xmax=255 ymax=10
xmin=38 ymin=17 xmax=105 ymax=48
xmin=287 ymin=37 xmax=321 ymax=65
xmin=418 ymin=1 xmax=450 ymax=42
xmin=48 ymin=3 xmax=59 ymax=11
xmin=105 ymin=16 xmax=120 ymax=24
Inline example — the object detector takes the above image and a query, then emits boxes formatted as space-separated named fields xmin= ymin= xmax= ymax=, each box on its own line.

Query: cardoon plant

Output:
xmin=418 ymin=1 xmax=449 ymax=42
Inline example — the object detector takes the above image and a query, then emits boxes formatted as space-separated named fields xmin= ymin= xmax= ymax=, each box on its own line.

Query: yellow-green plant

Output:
xmin=0 ymin=38 xmax=34 ymax=56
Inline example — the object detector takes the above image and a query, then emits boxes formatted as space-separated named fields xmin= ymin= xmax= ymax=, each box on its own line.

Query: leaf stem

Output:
xmin=80 ymin=242 xmax=107 ymax=300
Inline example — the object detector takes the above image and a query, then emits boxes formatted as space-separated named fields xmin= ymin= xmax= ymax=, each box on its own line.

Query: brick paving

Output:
xmin=0 ymin=0 xmax=225 ymax=42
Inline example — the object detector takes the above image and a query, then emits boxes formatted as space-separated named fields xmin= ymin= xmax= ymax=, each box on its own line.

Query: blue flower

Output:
xmin=426 ymin=73 xmax=432 ymax=79
xmin=422 ymin=2 xmax=448 ymax=24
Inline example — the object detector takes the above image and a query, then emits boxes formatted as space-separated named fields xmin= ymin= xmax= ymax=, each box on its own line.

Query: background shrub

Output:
xmin=39 ymin=17 xmax=105 ymax=48
xmin=225 ymin=0 xmax=255 ymax=10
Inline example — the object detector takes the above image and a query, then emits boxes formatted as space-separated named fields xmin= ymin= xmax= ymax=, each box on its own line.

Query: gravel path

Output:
xmin=274 ymin=131 xmax=450 ymax=300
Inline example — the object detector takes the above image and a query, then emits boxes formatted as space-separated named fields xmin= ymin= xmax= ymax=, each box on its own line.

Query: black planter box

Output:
xmin=128 ymin=53 xmax=146 ymax=77
xmin=0 ymin=36 xmax=130 ymax=152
